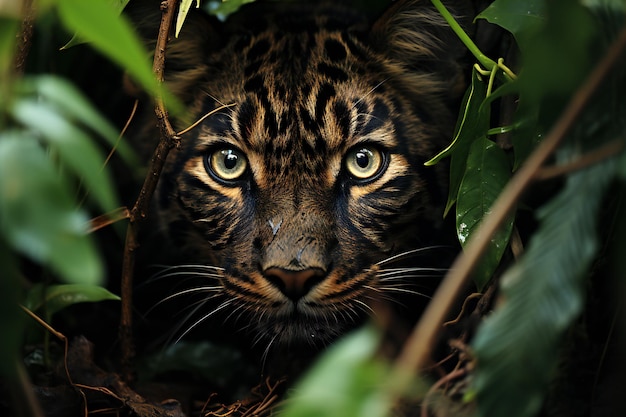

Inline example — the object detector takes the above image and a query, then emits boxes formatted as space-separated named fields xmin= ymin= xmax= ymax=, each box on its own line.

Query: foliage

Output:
xmin=0 ymin=0 xmax=137 ymax=385
xmin=281 ymin=326 xmax=394 ymax=417
xmin=0 ymin=0 xmax=624 ymax=416
xmin=25 ymin=284 xmax=120 ymax=321
xmin=283 ymin=1 xmax=625 ymax=417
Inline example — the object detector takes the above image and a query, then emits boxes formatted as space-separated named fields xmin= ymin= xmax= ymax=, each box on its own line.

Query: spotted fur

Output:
xmin=132 ymin=0 xmax=470 ymax=350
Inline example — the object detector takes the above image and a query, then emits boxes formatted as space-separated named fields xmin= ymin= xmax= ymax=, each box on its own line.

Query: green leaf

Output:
xmin=426 ymin=68 xmax=488 ymax=167
xmin=11 ymin=98 xmax=118 ymax=213
xmin=25 ymin=284 xmax=120 ymax=317
xmin=0 ymin=17 xmax=19 ymax=100
xmin=281 ymin=326 xmax=392 ymax=417
xmin=0 ymin=132 xmax=102 ymax=284
xmin=56 ymin=0 xmax=180 ymax=113
xmin=21 ymin=76 xmax=137 ymax=166
xmin=61 ymin=0 xmax=131 ymax=49
xmin=471 ymin=156 xmax=618 ymax=417
xmin=426 ymin=68 xmax=489 ymax=217
xmin=205 ymin=0 xmax=256 ymax=19
xmin=507 ymin=0 xmax=597 ymax=167
xmin=476 ymin=0 xmax=545 ymax=52
xmin=176 ymin=0 xmax=200 ymax=37
xmin=456 ymin=137 xmax=513 ymax=290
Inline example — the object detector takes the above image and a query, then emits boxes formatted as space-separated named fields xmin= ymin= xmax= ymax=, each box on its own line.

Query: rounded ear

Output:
xmin=370 ymin=0 xmax=473 ymax=98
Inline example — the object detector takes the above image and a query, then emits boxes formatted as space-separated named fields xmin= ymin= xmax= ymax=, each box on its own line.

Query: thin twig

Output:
xmin=420 ymin=367 xmax=468 ymax=417
xmin=176 ymin=103 xmax=237 ymax=136
xmin=20 ymin=306 xmax=73 ymax=385
xmin=119 ymin=0 xmax=180 ymax=382
xmin=103 ymin=99 xmax=139 ymax=168
xmin=88 ymin=207 xmax=130 ymax=234
xmin=534 ymin=138 xmax=625 ymax=181
xmin=389 ymin=26 xmax=626 ymax=394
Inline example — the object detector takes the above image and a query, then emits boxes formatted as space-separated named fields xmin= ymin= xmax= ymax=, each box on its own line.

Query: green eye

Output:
xmin=345 ymin=146 xmax=384 ymax=180
xmin=207 ymin=148 xmax=248 ymax=181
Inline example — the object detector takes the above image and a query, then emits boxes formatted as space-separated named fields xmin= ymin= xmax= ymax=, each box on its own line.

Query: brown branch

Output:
xmin=118 ymin=0 xmax=180 ymax=382
xmin=389 ymin=26 xmax=626 ymax=394
xmin=14 ymin=0 xmax=35 ymax=75
xmin=88 ymin=207 xmax=130 ymax=234
xmin=534 ymin=138 xmax=625 ymax=181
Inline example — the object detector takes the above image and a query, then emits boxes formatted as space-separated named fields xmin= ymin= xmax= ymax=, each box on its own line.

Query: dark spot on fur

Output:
xmin=244 ymin=74 xmax=264 ymax=92
xmin=341 ymin=32 xmax=368 ymax=60
xmin=259 ymin=94 xmax=278 ymax=137
xmin=324 ymin=39 xmax=347 ymax=62
xmin=299 ymin=105 xmax=317 ymax=133
xmin=317 ymin=62 xmax=349 ymax=82
xmin=315 ymin=83 xmax=336 ymax=123
xmin=236 ymin=99 xmax=257 ymax=143
xmin=246 ymin=38 xmax=271 ymax=61
xmin=360 ymin=99 xmax=389 ymax=136
xmin=244 ymin=59 xmax=263 ymax=77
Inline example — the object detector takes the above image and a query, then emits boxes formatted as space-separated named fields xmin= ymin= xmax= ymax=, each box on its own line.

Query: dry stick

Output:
xmin=13 ymin=0 xmax=35 ymax=75
xmin=390 ymin=27 xmax=626 ymax=393
xmin=119 ymin=0 xmax=180 ymax=381
xmin=534 ymin=138 xmax=624 ymax=181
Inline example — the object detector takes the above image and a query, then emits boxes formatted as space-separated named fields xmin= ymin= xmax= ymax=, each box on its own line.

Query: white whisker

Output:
xmin=377 ymin=287 xmax=431 ymax=299
xmin=375 ymin=246 xmax=449 ymax=266
xmin=353 ymin=299 xmax=375 ymax=317
xmin=351 ymin=78 xmax=389 ymax=110
xmin=145 ymin=286 xmax=222 ymax=316
xmin=173 ymin=301 xmax=233 ymax=344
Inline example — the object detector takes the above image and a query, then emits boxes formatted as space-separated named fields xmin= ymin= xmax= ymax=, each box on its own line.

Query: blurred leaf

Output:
xmin=519 ymin=0 xmax=596 ymax=102
xmin=0 ymin=132 xmax=102 ymax=284
xmin=11 ymin=98 xmax=118 ymax=213
xmin=0 ymin=17 xmax=19 ymax=99
xmin=17 ymin=75 xmax=138 ymax=166
xmin=471 ymin=155 xmax=618 ymax=417
xmin=176 ymin=0 xmax=200 ymax=37
xmin=56 ymin=0 xmax=180 ymax=113
xmin=509 ymin=0 xmax=597 ymax=167
xmin=25 ymin=284 xmax=119 ymax=318
xmin=61 ymin=0 xmax=131 ymax=48
xmin=205 ymin=0 xmax=256 ymax=19
xmin=456 ymin=137 xmax=513 ymax=290
xmin=281 ymin=326 xmax=391 ymax=417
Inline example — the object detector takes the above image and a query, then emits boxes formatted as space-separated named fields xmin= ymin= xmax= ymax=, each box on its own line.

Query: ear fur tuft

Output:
xmin=371 ymin=0 xmax=473 ymax=99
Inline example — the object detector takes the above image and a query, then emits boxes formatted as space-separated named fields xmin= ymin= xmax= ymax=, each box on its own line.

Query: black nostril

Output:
xmin=264 ymin=267 xmax=326 ymax=301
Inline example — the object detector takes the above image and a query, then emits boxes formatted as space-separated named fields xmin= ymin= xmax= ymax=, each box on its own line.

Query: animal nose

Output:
xmin=264 ymin=267 xmax=326 ymax=301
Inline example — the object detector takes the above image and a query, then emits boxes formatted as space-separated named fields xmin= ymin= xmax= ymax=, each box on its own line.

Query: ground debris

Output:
xmin=33 ymin=336 xmax=186 ymax=417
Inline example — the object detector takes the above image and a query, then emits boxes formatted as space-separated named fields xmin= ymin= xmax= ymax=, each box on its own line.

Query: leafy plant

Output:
xmin=1 ymin=0 xmax=624 ymax=416
xmin=0 ymin=0 xmax=141 ymax=398
xmin=282 ymin=1 xmax=626 ymax=417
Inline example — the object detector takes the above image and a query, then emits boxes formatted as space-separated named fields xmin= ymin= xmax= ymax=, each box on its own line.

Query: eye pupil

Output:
xmin=223 ymin=151 xmax=238 ymax=170
xmin=344 ymin=146 xmax=385 ymax=182
xmin=355 ymin=150 xmax=370 ymax=168
xmin=207 ymin=148 xmax=248 ymax=182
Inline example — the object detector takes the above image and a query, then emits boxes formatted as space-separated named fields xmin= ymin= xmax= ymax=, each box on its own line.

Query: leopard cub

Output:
xmin=131 ymin=0 xmax=469 ymax=353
